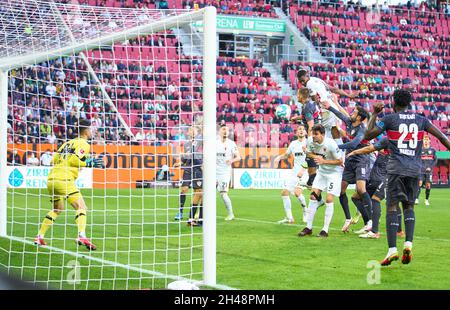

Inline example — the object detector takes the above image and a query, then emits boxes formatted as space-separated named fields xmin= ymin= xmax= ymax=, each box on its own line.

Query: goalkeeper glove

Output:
xmin=85 ymin=157 xmax=104 ymax=168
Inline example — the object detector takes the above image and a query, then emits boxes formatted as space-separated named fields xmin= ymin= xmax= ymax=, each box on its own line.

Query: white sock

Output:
xmin=297 ymin=194 xmax=306 ymax=208
xmin=78 ymin=232 xmax=86 ymax=238
xmin=282 ymin=196 xmax=293 ymax=220
xmin=366 ymin=219 xmax=373 ymax=230
xmin=404 ymin=241 xmax=413 ymax=249
xmin=322 ymin=202 xmax=334 ymax=233
xmin=387 ymin=247 xmax=398 ymax=257
xmin=221 ymin=193 xmax=233 ymax=215
xmin=306 ymin=199 xmax=319 ymax=229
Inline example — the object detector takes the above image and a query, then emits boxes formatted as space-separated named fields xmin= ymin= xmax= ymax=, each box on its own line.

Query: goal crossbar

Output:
xmin=0 ymin=8 xmax=205 ymax=71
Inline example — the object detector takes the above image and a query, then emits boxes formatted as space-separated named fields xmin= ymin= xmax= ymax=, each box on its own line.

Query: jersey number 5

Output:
xmin=398 ymin=123 xmax=418 ymax=149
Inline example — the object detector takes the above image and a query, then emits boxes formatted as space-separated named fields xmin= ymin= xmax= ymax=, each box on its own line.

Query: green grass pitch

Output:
xmin=1 ymin=188 xmax=450 ymax=289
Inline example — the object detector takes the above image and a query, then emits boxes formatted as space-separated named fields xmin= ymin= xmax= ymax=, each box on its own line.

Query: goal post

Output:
xmin=0 ymin=0 xmax=218 ymax=290
xmin=201 ymin=6 xmax=217 ymax=287
xmin=0 ymin=70 xmax=8 ymax=238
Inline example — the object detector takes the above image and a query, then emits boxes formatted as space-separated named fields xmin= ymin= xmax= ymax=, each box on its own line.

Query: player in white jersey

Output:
xmin=297 ymin=68 xmax=358 ymax=142
xmin=298 ymin=124 xmax=344 ymax=238
xmin=274 ymin=125 xmax=309 ymax=224
xmin=216 ymin=125 xmax=241 ymax=221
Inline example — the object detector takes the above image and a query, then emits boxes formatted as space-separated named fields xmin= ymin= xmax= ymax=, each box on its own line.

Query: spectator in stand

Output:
xmin=216 ymin=74 xmax=226 ymax=86
xmin=40 ymin=150 xmax=53 ymax=167
xmin=217 ymin=111 xmax=227 ymax=123
xmin=8 ymin=149 xmax=21 ymax=166
xmin=26 ymin=152 xmax=39 ymax=166
xmin=438 ymin=112 xmax=448 ymax=122
xmin=158 ymin=0 xmax=169 ymax=10
xmin=135 ymin=129 xmax=145 ymax=142
xmin=226 ymin=111 xmax=238 ymax=123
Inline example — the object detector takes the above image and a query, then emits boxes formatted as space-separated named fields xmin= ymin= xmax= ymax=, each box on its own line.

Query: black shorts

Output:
xmin=181 ymin=166 xmax=203 ymax=189
xmin=386 ymin=174 xmax=419 ymax=206
xmin=419 ymin=172 xmax=432 ymax=183
xmin=342 ymin=159 xmax=371 ymax=184
xmin=367 ymin=179 xmax=386 ymax=201
xmin=306 ymin=157 xmax=317 ymax=168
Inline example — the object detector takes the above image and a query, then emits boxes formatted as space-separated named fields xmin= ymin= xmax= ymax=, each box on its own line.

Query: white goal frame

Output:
xmin=0 ymin=6 xmax=217 ymax=287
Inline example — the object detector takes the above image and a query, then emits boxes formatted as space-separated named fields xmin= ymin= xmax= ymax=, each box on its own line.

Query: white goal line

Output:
xmin=4 ymin=235 xmax=237 ymax=290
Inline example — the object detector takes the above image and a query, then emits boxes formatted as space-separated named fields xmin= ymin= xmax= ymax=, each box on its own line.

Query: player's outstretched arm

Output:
xmin=347 ymin=144 xmax=376 ymax=158
xmin=365 ymin=103 xmax=384 ymax=141
xmin=329 ymin=86 xmax=359 ymax=99
xmin=338 ymin=130 xmax=365 ymax=150
xmin=426 ymin=124 xmax=450 ymax=151
xmin=323 ymin=103 xmax=351 ymax=127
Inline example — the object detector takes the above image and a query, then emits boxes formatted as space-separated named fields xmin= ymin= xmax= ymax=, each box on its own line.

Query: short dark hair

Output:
xmin=297 ymin=68 xmax=309 ymax=80
xmin=393 ymin=89 xmax=412 ymax=108
xmin=79 ymin=118 xmax=91 ymax=134
xmin=355 ymin=107 xmax=369 ymax=121
xmin=311 ymin=124 xmax=325 ymax=135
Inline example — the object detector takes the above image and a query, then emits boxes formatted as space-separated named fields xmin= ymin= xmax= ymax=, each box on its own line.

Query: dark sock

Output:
xmin=179 ymin=194 xmax=186 ymax=213
xmin=417 ymin=187 xmax=421 ymax=200
xmin=403 ymin=208 xmax=415 ymax=242
xmin=397 ymin=208 xmax=403 ymax=232
xmin=386 ymin=211 xmax=399 ymax=248
xmin=190 ymin=204 xmax=198 ymax=220
xmin=351 ymin=196 xmax=369 ymax=224
xmin=425 ymin=188 xmax=430 ymax=200
xmin=361 ymin=192 xmax=373 ymax=221
xmin=307 ymin=173 xmax=316 ymax=187
xmin=371 ymin=199 xmax=381 ymax=233
xmin=198 ymin=205 xmax=203 ymax=223
xmin=339 ymin=193 xmax=351 ymax=220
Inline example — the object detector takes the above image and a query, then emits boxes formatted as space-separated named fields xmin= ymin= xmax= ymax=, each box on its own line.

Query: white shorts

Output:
xmin=216 ymin=174 xmax=231 ymax=192
xmin=312 ymin=171 xmax=342 ymax=197
xmin=284 ymin=169 xmax=308 ymax=193
xmin=322 ymin=113 xmax=338 ymax=138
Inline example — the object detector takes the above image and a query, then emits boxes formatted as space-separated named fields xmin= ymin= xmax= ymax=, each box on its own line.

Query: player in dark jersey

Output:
xmin=347 ymin=137 xmax=389 ymax=239
xmin=173 ymin=126 xmax=203 ymax=226
xmin=291 ymin=87 xmax=322 ymax=187
xmin=321 ymin=101 xmax=372 ymax=233
xmin=416 ymin=135 xmax=438 ymax=206
xmin=365 ymin=89 xmax=450 ymax=266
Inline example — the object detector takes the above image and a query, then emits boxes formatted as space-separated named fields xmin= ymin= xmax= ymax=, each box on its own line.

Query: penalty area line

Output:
xmin=4 ymin=235 xmax=238 ymax=290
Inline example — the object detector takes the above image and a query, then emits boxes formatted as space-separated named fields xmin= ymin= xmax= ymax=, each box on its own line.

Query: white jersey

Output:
xmin=306 ymin=77 xmax=338 ymax=128
xmin=216 ymin=138 xmax=238 ymax=178
xmin=286 ymin=139 xmax=307 ymax=174
xmin=307 ymin=137 xmax=343 ymax=174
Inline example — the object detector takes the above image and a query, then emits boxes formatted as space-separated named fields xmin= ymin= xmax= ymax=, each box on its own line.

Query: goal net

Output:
xmin=0 ymin=0 xmax=217 ymax=290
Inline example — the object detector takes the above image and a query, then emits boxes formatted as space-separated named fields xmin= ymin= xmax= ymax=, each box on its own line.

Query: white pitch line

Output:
xmin=4 ymin=235 xmax=238 ymax=290
xmin=216 ymin=216 xmax=450 ymax=243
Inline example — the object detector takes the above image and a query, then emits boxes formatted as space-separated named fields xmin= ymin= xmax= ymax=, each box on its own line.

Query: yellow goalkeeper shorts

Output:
xmin=47 ymin=179 xmax=82 ymax=205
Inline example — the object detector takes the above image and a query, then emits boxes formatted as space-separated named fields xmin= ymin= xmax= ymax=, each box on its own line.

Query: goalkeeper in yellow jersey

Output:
xmin=34 ymin=119 xmax=104 ymax=250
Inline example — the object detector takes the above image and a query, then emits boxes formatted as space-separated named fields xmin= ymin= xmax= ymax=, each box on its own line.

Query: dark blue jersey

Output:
xmin=376 ymin=111 xmax=432 ymax=177
xmin=420 ymin=147 xmax=438 ymax=173
xmin=371 ymin=138 xmax=389 ymax=182
xmin=181 ymin=134 xmax=203 ymax=166
xmin=328 ymin=106 xmax=370 ymax=161
xmin=300 ymin=100 xmax=321 ymax=129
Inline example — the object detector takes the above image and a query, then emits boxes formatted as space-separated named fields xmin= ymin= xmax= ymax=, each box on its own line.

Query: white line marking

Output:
xmin=4 ymin=235 xmax=237 ymax=290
